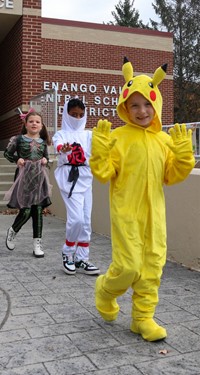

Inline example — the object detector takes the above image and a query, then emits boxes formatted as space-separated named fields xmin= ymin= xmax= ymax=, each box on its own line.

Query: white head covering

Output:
xmin=61 ymin=99 xmax=87 ymax=131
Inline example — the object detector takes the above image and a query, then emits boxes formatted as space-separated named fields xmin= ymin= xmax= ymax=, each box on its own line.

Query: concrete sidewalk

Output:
xmin=0 ymin=213 xmax=200 ymax=375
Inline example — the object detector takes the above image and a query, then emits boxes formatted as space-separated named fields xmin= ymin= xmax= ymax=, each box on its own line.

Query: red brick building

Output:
xmin=0 ymin=0 xmax=174 ymax=148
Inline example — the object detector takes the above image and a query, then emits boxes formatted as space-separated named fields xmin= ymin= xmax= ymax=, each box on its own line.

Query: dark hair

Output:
xmin=67 ymin=98 xmax=85 ymax=113
xmin=21 ymin=111 xmax=51 ymax=145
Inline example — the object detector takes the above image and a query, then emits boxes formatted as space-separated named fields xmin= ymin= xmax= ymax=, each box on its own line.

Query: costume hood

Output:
xmin=117 ymin=57 xmax=167 ymax=132
xmin=61 ymin=100 xmax=87 ymax=131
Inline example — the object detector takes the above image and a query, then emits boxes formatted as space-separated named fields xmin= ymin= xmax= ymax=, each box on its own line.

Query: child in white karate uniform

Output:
xmin=52 ymin=98 xmax=100 ymax=275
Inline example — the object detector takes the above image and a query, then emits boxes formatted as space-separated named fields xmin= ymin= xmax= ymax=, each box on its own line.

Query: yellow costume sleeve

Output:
xmin=89 ymin=120 xmax=117 ymax=183
xmin=164 ymin=124 xmax=195 ymax=184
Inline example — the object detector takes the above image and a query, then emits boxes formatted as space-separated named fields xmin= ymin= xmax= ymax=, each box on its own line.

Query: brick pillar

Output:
xmin=22 ymin=0 xmax=42 ymax=108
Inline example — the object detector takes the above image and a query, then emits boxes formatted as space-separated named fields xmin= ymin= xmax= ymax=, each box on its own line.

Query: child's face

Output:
xmin=68 ymin=106 xmax=85 ymax=119
xmin=125 ymin=92 xmax=155 ymax=128
xmin=25 ymin=115 xmax=42 ymax=137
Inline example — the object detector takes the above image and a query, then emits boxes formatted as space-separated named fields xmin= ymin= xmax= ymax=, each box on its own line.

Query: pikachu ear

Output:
xmin=122 ymin=56 xmax=134 ymax=83
xmin=152 ymin=64 xmax=167 ymax=87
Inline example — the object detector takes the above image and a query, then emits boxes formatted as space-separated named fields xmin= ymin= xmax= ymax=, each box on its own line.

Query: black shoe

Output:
xmin=75 ymin=260 xmax=100 ymax=275
xmin=62 ymin=253 xmax=76 ymax=275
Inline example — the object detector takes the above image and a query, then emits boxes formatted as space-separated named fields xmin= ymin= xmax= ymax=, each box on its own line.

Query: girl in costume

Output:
xmin=52 ymin=97 xmax=100 ymax=276
xmin=5 ymin=109 xmax=52 ymax=258
xmin=89 ymin=57 xmax=195 ymax=341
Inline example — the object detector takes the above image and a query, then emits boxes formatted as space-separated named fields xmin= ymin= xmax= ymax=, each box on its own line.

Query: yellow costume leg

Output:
xmin=131 ymin=319 xmax=166 ymax=341
xmin=130 ymin=233 xmax=167 ymax=341
xmin=94 ymin=215 xmax=145 ymax=321
xmin=95 ymin=256 xmax=141 ymax=321
xmin=95 ymin=275 xmax=119 ymax=321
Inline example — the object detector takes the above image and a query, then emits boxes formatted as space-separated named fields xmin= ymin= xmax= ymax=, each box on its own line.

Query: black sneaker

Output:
xmin=62 ymin=253 xmax=76 ymax=275
xmin=75 ymin=260 xmax=100 ymax=275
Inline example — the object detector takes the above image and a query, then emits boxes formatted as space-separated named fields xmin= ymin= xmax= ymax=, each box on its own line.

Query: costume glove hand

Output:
xmin=90 ymin=120 xmax=117 ymax=182
xmin=166 ymin=123 xmax=193 ymax=160
xmin=92 ymin=120 xmax=116 ymax=153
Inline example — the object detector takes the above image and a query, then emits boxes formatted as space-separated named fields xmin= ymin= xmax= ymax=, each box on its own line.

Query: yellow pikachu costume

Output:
xmin=90 ymin=57 xmax=195 ymax=341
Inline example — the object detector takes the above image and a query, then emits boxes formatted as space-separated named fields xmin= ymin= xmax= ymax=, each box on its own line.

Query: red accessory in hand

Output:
xmin=67 ymin=142 xmax=86 ymax=198
xmin=67 ymin=142 xmax=86 ymax=165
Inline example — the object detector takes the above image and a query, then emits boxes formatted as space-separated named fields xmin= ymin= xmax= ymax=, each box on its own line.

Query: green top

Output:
xmin=4 ymin=135 xmax=49 ymax=164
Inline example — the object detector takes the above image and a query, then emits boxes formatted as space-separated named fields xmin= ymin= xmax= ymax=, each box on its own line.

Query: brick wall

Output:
xmin=21 ymin=14 xmax=42 ymax=103
xmin=23 ymin=0 xmax=41 ymax=9
xmin=0 ymin=2 xmax=174 ymax=141
xmin=22 ymin=0 xmax=42 ymax=103
xmin=41 ymin=20 xmax=174 ymax=129
xmin=0 ymin=0 xmax=42 ymax=139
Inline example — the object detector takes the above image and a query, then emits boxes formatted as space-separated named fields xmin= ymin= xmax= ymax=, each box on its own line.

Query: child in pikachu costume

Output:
xmin=89 ymin=57 xmax=195 ymax=342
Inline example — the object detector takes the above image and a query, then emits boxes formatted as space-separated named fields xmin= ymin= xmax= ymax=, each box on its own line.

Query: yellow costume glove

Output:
xmin=92 ymin=119 xmax=116 ymax=153
xmin=166 ymin=123 xmax=193 ymax=160
xmin=90 ymin=119 xmax=116 ymax=182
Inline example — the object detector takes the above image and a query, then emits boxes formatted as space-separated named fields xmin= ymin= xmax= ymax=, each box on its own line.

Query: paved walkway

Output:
xmin=0 ymin=213 xmax=200 ymax=375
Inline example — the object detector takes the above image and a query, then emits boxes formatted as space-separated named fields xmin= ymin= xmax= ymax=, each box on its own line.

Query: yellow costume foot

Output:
xmin=131 ymin=319 xmax=167 ymax=341
xmin=95 ymin=275 xmax=119 ymax=321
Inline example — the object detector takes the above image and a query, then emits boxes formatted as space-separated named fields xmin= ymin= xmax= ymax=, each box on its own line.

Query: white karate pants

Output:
xmin=60 ymin=186 xmax=92 ymax=261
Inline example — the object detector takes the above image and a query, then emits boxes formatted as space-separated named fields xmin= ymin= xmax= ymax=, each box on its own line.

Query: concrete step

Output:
xmin=0 ymin=191 xmax=8 ymax=200
xmin=0 ymin=164 xmax=16 ymax=173
xmin=0 ymin=173 xmax=15 ymax=182
xmin=0 ymin=151 xmax=14 ymax=210
xmin=0 ymin=151 xmax=16 ymax=211
xmin=0 ymin=190 xmax=7 ymax=195
xmin=0 ymin=159 xmax=14 ymax=165
xmin=0 ymin=158 xmax=9 ymax=165
xmin=0 ymin=182 xmax=13 ymax=190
